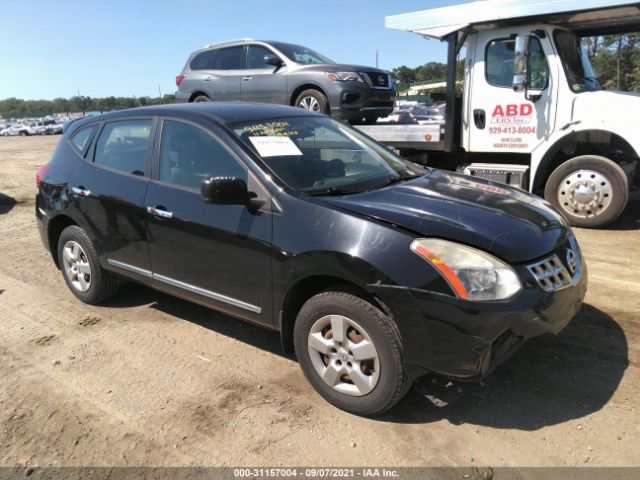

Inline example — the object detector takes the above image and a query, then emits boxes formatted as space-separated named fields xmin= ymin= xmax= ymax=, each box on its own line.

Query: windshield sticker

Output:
xmin=249 ymin=136 xmax=303 ymax=157
xmin=242 ymin=121 xmax=298 ymax=137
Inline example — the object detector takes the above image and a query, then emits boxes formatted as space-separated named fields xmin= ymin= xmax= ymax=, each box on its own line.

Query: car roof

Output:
xmin=68 ymin=103 xmax=319 ymax=130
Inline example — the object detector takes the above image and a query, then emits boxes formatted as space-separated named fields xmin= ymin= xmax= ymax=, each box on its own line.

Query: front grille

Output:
xmin=527 ymin=234 xmax=582 ymax=293
xmin=362 ymin=72 xmax=391 ymax=89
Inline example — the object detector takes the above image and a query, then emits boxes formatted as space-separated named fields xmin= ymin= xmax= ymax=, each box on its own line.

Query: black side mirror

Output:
xmin=201 ymin=176 xmax=250 ymax=205
xmin=264 ymin=54 xmax=283 ymax=67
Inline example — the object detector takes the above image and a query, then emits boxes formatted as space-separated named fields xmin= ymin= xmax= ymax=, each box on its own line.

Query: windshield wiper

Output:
xmin=374 ymin=174 xmax=421 ymax=189
xmin=305 ymin=186 xmax=362 ymax=196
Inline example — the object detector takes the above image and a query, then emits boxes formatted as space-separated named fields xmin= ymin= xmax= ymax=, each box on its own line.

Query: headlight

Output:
xmin=410 ymin=238 xmax=522 ymax=301
xmin=325 ymin=71 xmax=363 ymax=82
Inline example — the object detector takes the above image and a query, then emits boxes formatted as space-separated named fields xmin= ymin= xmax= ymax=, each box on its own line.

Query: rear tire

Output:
xmin=295 ymin=89 xmax=328 ymax=114
xmin=293 ymin=290 xmax=409 ymax=416
xmin=57 ymin=226 xmax=120 ymax=304
xmin=192 ymin=94 xmax=212 ymax=103
xmin=544 ymin=155 xmax=629 ymax=228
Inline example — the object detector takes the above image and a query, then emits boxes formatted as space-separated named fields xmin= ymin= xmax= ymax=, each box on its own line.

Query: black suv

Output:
xmin=36 ymin=103 xmax=586 ymax=415
xmin=175 ymin=39 xmax=395 ymax=124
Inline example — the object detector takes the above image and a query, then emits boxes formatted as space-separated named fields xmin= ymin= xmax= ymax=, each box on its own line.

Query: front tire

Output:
xmin=293 ymin=290 xmax=409 ymax=416
xmin=295 ymin=89 xmax=328 ymax=114
xmin=544 ymin=155 xmax=629 ymax=228
xmin=57 ymin=226 xmax=120 ymax=304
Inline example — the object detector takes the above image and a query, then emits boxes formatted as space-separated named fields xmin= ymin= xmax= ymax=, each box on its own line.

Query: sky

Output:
xmin=0 ymin=0 xmax=469 ymax=100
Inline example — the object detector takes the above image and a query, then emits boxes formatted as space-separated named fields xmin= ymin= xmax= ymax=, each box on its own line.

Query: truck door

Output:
xmin=468 ymin=29 xmax=557 ymax=154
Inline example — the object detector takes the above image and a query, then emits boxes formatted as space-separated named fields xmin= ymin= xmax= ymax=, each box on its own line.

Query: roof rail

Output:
xmin=203 ymin=38 xmax=254 ymax=49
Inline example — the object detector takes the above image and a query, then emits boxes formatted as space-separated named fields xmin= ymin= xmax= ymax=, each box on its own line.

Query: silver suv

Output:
xmin=175 ymin=39 xmax=395 ymax=124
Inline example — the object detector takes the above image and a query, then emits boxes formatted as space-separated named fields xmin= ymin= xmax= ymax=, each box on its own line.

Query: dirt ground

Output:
xmin=0 ymin=135 xmax=638 ymax=468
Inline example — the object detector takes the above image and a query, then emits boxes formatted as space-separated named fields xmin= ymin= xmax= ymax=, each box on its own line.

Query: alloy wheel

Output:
xmin=298 ymin=96 xmax=320 ymax=112
xmin=557 ymin=169 xmax=612 ymax=219
xmin=62 ymin=240 xmax=92 ymax=292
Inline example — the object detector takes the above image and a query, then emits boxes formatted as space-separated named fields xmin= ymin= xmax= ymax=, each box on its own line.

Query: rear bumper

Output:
xmin=370 ymin=259 xmax=588 ymax=381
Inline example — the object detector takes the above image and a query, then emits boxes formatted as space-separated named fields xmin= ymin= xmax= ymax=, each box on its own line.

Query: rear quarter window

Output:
xmin=69 ymin=125 xmax=98 ymax=157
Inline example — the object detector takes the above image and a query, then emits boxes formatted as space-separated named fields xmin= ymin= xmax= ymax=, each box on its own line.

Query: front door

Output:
xmin=468 ymin=28 xmax=557 ymax=153
xmin=241 ymin=44 xmax=288 ymax=104
xmin=145 ymin=118 xmax=273 ymax=325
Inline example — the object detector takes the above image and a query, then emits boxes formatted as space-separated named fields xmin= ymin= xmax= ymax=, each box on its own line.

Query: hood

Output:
xmin=322 ymin=169 xmax=569 ymax=263
xmin=573 ymin=90 xmax=640 ymax=124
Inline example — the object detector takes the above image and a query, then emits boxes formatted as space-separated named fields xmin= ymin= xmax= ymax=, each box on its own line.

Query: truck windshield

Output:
xmin=554 ymin=30 xmax=601 ymax=93
xmin=270 ymin=42 xmax=335 ymax=65
xmin=230 ymin=116 xmax=424 ymax=195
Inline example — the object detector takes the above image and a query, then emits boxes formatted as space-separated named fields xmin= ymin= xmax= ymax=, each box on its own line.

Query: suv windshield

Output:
xmin=231 ymin=116 xmax=424 ymax=194
xmin=554 ymin=30 xmax=601 ymax=92
xmin=270 ymin=42 xmax=334 ymax=65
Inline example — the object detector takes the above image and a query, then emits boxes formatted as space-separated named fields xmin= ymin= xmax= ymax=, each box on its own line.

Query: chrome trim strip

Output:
xmin=37 ymin=207 xmax=47 ymax=216
xmin=107 ymin=259 xmax=152 ymax=277
xmin=153 ymin=273 xmax=262 ymax=314
xmin=106 ymin=259 xmax=262 ymax=314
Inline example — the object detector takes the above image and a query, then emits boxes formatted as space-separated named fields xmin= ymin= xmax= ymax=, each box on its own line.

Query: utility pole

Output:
xmin=158 ymin=84 xmax=162 ymax=98
xmin=376 ymin=49 xmax=379 ymax=68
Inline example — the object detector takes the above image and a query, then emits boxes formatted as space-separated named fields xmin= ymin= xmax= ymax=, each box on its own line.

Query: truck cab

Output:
xmin=367 ymin=0 xmax=640 ymax=228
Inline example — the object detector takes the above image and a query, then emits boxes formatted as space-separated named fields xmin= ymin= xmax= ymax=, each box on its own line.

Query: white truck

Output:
xmin=356 ymin=0 xmax=640 ymax=227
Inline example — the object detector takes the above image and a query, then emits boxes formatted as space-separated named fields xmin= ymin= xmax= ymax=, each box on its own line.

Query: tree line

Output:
xmin=391 ymin=33 xmax=640 ymax=92
xmin=0 ymin=94 xmax=176 ymax=119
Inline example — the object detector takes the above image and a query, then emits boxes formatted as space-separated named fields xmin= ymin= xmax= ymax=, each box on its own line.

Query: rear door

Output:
xmin=71 ymin=118 xmax=154 ymax=280
xmin=241 ymin=44 xmax=288 ymax=104
xmin=144 ymin=117 xmax=274 ymax=325
xmin=202 ymin=46 xmax=244 ymax=102
xmin=468 ymin=28 xmax=557 ymax=153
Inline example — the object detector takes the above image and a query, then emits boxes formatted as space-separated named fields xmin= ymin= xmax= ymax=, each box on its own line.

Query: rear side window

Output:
xmin=70 ymin=125 xmax=97 ymax=156
xmin=190 ymin=50 xmax=216 ymax=70
xmin=211 ymin=46 xmax=243 ymax=70
xmin=159 ymin=120 xmax=246 ymax=190
xmin=94 ymin=120 xmax=152 ymax=176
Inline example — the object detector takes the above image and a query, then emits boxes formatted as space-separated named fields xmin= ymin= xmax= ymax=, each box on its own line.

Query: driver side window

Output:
xmin=159 ymin=120 xmax=246 ymax=191
xmin=486 ymin=37 xmax=548 ymax=89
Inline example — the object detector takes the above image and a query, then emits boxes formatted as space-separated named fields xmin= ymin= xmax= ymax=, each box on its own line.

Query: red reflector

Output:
xmin=36 ymin=164 xmax=49 ymax=189
xmin=175 ymin=75 xmax=185 ymax=87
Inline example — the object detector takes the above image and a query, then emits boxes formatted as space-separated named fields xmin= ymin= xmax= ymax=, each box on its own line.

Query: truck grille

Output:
xmin=527 ymin=234 xmax=582 ymax=293
xmin=362 ymin=72 xmax=391 ymax=89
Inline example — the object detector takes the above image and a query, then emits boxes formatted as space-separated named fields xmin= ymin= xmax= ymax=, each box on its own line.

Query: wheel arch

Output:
xmin=47 ymin=214 xmax=78 ymax=269
xmin=278 ymin=274 xmax=389 ymax=355
xmin=290 ymin=83 xmax=329 ymax=107
xmin=533 ymin=129 xmax=639 ymax=194
xmin=188 ymin=91 xmax=210 ymax=102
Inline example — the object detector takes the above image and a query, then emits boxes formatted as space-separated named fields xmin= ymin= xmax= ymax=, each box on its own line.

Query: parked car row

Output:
xmin=0 ymin=116 xmax=76 ymax=137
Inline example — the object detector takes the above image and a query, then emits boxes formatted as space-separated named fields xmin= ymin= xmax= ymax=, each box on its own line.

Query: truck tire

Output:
xmin=293 ymin=290 xmax=410 ymax=416
xmin=544 ymin=155 xmax=629 ymax=228
xmin=57 ymin=225 xmax=120 ymax=304
xmin=19 ymin=131 xmax=27 ymax=136
xmin=295 ymin=89 xmax=328 ymax=114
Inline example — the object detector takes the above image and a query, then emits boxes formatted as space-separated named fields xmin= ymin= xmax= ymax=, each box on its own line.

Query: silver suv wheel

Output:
xmin=62 ymin=240 xmax=92 ymax=292
xmin=298 ymin=96 xmax=320 ymax=112
xmin=307 ymin=314 xmax=380 ymax=396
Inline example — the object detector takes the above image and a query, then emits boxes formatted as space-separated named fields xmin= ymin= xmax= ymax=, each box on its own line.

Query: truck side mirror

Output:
xmin=512 ymin=34 xmax=530 ymax=93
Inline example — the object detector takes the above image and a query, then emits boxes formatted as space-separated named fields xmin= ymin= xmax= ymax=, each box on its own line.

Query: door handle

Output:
xmin=473 ymin=109 xmax=486 ymax=129
xmin=203 ymin=76 xmax=212 ymax=81
xmin=242 ymin=76 xmax=252 ymax=81
xmin=147 ymin=206 xmax=173 ymax=219
xmin=71 ymin=186 xmax=91 ymax=197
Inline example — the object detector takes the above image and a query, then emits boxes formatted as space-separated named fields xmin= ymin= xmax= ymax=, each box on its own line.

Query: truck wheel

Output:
xmin=544 ymin=155 xmax=629 ymax=228
xmin=293 ymin=290 xmax=410 ymax=416
xmin=19 ymin=131 xmax=27 ymax=136
xmin=295 ymin=89 xmax=328 ymax=114
xmin=57 ymin=226 xmax=120 ymax=304
xmin=192 ymin=94 xmax=211 ymax=103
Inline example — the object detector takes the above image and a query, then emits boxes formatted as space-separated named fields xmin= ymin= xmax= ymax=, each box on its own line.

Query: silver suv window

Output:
xmin=247 ymin=45 xmax=275 ymax=69
xmin=211 ymin=46 xmax=243 ymax=70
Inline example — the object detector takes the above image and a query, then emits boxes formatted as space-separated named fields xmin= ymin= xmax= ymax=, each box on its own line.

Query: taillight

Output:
xmin=175 ymin=75 xmax=185 ymax=87
xmin=36 ymin=164 xmax=49 ymax=189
